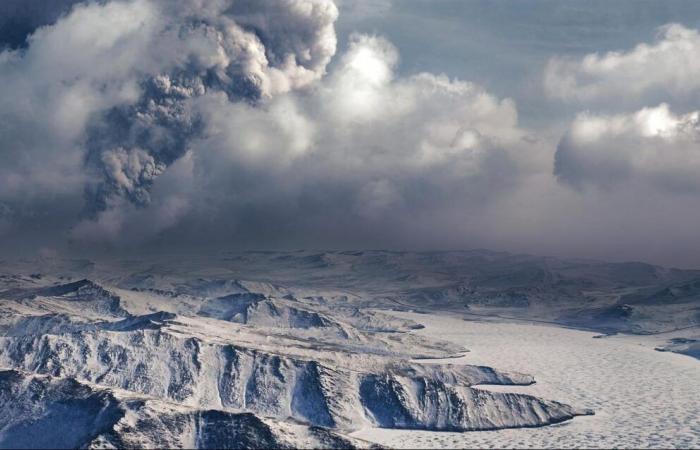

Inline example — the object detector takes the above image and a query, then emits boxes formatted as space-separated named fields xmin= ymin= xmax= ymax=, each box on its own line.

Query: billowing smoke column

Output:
xmin=80 ymin=0 xmax=338 ymax=218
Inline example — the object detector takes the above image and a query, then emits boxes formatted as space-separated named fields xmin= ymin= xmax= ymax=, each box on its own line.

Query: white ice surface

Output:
xmin=352 ymin=312 xmax=700 ymax=449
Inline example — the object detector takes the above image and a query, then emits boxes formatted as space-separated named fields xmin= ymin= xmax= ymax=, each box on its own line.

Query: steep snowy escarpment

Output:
xmin=0 ymin=320 xmax=585 ymax=432
xmin=359 ymin=374 xmax=576 ymax=431
xmin=0 ymin=370 xmax=372 ymax=449
xmin=0 ymin=263 xmax=597 ymax=446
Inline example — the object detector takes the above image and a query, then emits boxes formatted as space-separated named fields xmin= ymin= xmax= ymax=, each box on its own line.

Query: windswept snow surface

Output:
xmin=352 ymin=312 xmax=700 ymax=449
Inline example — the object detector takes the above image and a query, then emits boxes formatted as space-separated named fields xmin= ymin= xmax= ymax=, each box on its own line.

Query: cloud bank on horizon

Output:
xmin=1 ymin=0 xmax=700 ymax=267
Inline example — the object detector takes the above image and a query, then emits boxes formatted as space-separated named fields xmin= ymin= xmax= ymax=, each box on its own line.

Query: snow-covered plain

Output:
xmin=353 ymin=312 xmax=700 ymax=449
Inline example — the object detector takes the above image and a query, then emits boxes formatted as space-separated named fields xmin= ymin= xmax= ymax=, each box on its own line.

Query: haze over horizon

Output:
xmin=2 ymin=0 xmax=700 ymax=268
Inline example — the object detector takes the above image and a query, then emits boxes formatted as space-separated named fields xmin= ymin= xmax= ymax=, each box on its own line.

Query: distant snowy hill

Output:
xmin=195 ymin=250 xmax=700 ymax=334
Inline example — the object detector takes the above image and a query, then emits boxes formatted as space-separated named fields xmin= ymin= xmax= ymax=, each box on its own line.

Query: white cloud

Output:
xmin=118 ymin=33 xmax=540 ymax=248
xmin=58 ymin=29 xmax=538 ymax=248
xmin=544 ymin=24 xmax=700 ymax=103
xmin=555 ymin=103 xmax=700 ymax=191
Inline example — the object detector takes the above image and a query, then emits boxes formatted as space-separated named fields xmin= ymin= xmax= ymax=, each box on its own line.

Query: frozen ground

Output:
xmin=352 ymin=311 xmax=700 ymax=449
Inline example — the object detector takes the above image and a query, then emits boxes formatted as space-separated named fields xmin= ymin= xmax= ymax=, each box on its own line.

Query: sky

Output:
xmin=1 ymin=0 xmax=700 ymax=268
